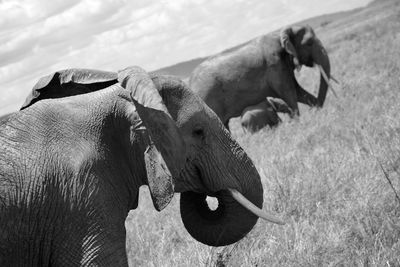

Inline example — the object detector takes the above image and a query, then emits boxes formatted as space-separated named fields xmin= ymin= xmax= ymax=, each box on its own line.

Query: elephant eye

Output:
xmin=192 ymin=127 xmax=205 ymax=139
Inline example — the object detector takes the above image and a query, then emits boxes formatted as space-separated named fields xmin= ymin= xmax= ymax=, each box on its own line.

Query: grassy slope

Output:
xmin=127 ymin=0 xmax=400 ymax=265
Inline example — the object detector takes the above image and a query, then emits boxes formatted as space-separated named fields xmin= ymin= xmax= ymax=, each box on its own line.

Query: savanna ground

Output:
xmin=126 ymin=0 xmax=400 ymax=265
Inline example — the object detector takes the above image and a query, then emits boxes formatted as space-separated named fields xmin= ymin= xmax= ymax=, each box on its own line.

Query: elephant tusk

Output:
xmin=330 ymin=75 xmax=340 ymax=85
xmin=228 ymin=188 xmax=286 ymax=225
xmin=317 ymin=64 xmax=338 ymax=98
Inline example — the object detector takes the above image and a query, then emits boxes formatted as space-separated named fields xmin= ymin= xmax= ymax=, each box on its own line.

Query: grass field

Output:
xmin=126 ymin=0 xmax=400 ymax=265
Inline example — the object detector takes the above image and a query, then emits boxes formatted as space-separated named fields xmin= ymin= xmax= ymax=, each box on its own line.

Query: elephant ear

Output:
xmin=118 ymin=66 xmax=186 ymax=211
xmin=267 ymin=97 xmax=292 ymax=114
xmin=21 ymin=69 xmax=118 ymax=110
xmin=280 ymin=27 xmax=301 ymax=71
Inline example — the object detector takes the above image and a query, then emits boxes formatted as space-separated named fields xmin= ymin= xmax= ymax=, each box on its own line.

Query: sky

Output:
xmin=0 ymin=0 xmax=372 ymax=115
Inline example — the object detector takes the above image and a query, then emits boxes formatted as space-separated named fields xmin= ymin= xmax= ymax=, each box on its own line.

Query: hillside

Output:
xmin=127 ymin=0 xmax=400 ymax=265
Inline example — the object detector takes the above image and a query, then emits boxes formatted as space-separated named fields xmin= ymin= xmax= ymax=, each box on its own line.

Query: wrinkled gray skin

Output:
xmin=241 ymin=98 xmax=291 ymax=133
xmin=189 ymin=25 xmax=331 ymax=130
xmin=0 ymin=67 xmax=265 ymax=266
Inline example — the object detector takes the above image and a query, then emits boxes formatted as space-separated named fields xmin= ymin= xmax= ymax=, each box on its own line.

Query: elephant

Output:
xmin=189 ymin=24 xmax=333 ymax=130
xmin=241 ymin=98 xmax=291 ymax=133
xmin=0 ymin=66 xmax=284 ymax=266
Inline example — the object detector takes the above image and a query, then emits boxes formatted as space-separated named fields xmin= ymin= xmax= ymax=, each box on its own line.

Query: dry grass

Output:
xmin=126 ymin=1 xmax=400 ymax=266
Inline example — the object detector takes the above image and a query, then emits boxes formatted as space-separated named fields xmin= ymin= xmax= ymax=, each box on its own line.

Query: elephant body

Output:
xmin=0 ymin=84 xmax=147 ymax=266
xmin=189 ymin=25 xmax=331 ymax=130
xmin=0 ymin=67 xmax=282 ymax=265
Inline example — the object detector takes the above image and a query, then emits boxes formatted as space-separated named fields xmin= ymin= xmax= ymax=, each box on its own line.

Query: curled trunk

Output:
xmin=180 ymin=189 xmax=261 ymax=246
xmin=180 ymin=156 xmax=264 ymax=246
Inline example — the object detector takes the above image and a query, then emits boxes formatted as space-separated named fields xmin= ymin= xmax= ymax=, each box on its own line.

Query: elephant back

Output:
xmin=21 ymin=69 xmax=118 ymax=110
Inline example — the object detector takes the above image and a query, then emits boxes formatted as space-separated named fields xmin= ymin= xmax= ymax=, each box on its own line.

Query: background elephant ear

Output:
xmin=267 ymin=97 xmax=292 ymax=114
xmin=280 ymin=27 xmax=301 ymax=70
xmin=118 ymin=66 xmax=186 ymax=211
xmin=21 ymin=69 xmax=118 ymax=110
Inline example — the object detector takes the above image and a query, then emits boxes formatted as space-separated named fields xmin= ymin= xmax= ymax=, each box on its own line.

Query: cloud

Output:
xmin=0 ymin=0 xmax=371 ymax=115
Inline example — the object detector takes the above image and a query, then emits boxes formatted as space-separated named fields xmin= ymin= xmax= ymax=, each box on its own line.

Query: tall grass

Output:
xmin=126 ymin=1 xmax=400 ymax=265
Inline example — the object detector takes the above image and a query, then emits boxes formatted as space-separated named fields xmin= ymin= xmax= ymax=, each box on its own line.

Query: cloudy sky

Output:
xmin=0 ymin=0 xmax=371 ymax=115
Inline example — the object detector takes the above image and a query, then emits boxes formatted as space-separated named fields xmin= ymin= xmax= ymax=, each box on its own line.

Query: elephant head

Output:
xmin=21 ymin=67 xmax=284 ymax=247
xmin=280 ymin=25 xmax=331 ymax=107
xmin=122 ymin=69 xmax=285 ymax=246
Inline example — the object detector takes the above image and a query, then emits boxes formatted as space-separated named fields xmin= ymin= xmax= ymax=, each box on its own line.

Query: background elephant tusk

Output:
xmin=317 ymin=64 xmax=338 ymax=98
xmin=330 ymin=75 xmax=340 ymax=85
xmin=228 ymin=188 xmax=286 ymax=225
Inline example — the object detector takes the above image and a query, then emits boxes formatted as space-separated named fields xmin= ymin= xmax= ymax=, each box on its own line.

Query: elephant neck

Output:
xmin=97 ymin=122 xmax=148 ymax=213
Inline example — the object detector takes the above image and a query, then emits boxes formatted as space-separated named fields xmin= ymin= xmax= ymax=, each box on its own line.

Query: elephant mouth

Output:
xmin=184 ymin=189 xmax=285 ymax=225
xmin=305 ymin=58 xmax=314 ymax=67
xmin=189 ymin=190 xmax=227 ymax=222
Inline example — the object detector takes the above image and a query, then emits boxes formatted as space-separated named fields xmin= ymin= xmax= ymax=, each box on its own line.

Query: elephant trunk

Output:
xmin=180 ymin=143 xmax=282 ymax=246
xmin=313 ymin=40 xmax=331 ymax=107
xmin=180 ymin=181 xmax=261 ymax=246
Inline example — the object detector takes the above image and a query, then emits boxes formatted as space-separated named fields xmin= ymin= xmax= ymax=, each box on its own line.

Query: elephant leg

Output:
xmin=295 ymin=84 xmax=318 ymax=107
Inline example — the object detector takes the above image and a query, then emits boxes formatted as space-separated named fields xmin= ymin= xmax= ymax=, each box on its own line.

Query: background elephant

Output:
xmin=0 ymin=67 xmax=283 ymax=266
xmin=189 ymin=24 xmax=333 ymax=130
xmin=241 ymin=98 xmax=291 ymax=133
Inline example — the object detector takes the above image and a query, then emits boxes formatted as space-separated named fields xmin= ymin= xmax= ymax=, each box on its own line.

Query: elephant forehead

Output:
xmin=175 ymin=104 xmax=208 ymax=127
xmin=164 ymin=90 xmax=207 ymax=122
xmin=292 ymin=26 xmax=314 ymax=43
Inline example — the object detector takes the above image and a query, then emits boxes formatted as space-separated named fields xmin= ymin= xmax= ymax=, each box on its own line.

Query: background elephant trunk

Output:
xmin=313 ymin=40 xmax=331 ymax=107
xmin=180 ymin=143 xmax=264 ymax=246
